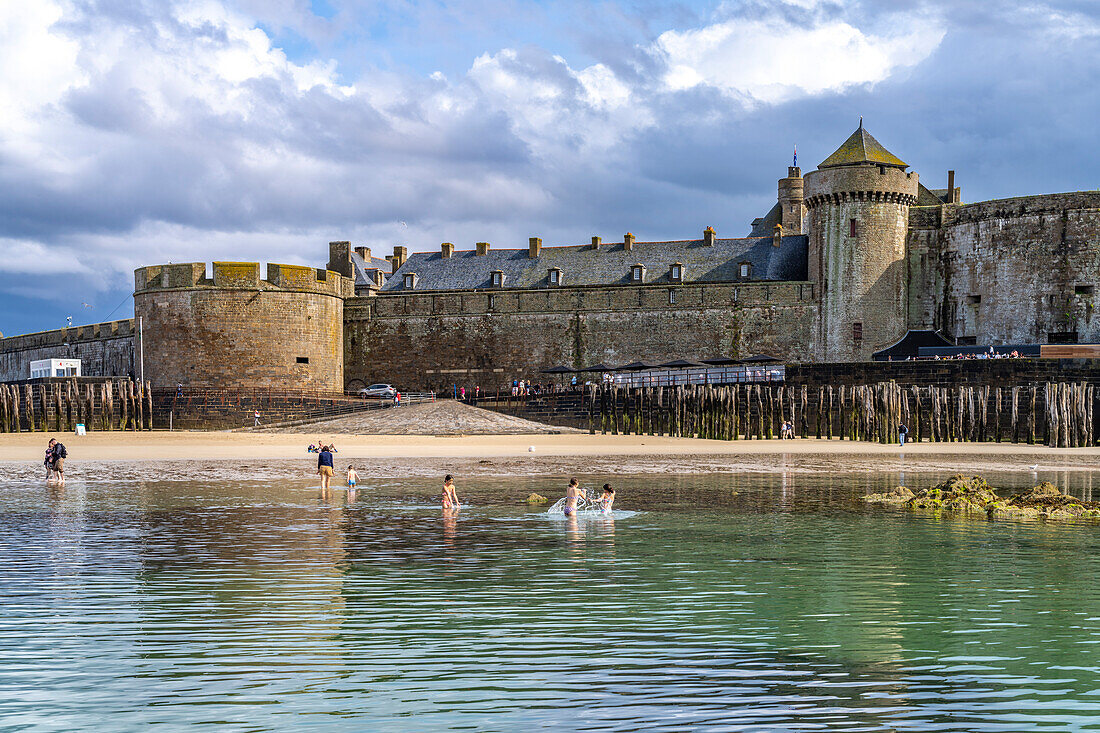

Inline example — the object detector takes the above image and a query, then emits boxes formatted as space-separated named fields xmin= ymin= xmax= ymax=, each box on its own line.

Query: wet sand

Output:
xmin=2 ymin=431 xmax=1100 ymax=477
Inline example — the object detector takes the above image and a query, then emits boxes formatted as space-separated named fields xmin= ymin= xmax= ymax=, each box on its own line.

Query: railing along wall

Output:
xmin=583 ymin=381 xmax=1097 ymax=448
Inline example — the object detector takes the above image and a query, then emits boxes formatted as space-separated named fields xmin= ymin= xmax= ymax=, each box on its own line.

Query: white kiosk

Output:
xmin=29 ymin=359 xmax=82 ymax=379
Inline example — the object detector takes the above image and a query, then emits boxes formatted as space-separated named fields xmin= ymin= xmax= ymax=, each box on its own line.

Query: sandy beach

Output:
xmin=3 ymin=430 xmax=1100 ymax=477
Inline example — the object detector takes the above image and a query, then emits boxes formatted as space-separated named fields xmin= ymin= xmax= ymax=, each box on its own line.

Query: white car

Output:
xmin=359 ymin=383 xmax=397 ymax=399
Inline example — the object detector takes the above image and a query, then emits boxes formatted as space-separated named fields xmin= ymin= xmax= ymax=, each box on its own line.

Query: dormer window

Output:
xmin=548 ymin=268 xmax=561 ymax=287
xmin=404 ymin=273 xmax=418 ymax=289
xmin=669 ymin=263 xmax=683 ymax=282
xmin=631 ymin=265 xmax=646 ymax=282
xmin=491 ymin=270 xmax=504 ymax=288
xmin=739 ymin=262 xmax=751 ymax=279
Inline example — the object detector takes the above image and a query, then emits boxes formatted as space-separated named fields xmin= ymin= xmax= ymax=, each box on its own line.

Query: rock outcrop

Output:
xmin=863 ymin=475 xmax=1100 ymax=520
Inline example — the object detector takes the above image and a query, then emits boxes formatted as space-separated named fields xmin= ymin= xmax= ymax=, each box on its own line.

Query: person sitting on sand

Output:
xmin=597 ymin=484 xmax=615 ymax=514
xmin=564 ymin=478 xmax=586 ymax=516
xmin=317 ymin=444 xmax=335 ymax=493
xmin=347 ymin=465 xmax=359 ymax=488
xmin=442 ymin=474 xmax=460 ymax=510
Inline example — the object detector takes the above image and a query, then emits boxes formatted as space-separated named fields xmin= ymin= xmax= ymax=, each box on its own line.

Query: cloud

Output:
xmin=1 ymin=0 xmax=1099 ymax=340
xmin=654 ymin=9 xmax=946 ymax=104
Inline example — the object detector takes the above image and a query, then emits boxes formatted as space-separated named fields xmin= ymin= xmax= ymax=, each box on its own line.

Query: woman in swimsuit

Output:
xmin=442 ymin=474 xmax=460 ymax=510
xmin=564 ymin=478 xmax=586 ymax=516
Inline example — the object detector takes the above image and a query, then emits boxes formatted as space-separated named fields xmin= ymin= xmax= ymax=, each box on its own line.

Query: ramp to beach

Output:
xmin=258 ymin=399 xmax=579 ymax=435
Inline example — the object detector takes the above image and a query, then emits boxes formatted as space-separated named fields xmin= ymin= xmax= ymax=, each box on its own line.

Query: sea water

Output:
xmin=1 ymin=463 xmax=1098 ymax=731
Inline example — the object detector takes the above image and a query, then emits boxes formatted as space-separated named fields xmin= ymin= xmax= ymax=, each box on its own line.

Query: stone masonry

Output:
xmin=2 ymin=124 xmax=1099 ymax=393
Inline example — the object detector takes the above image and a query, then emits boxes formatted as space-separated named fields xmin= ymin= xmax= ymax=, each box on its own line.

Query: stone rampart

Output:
xmin=134 ymin=262 xmax=351 ymax=391
xmin=906 ymin=191 xmax=1100 ymax=344
xmin=345 ymin=281 xmax=817 ymax=391
xmin=0 ymin=319 xmax=135 ymax=382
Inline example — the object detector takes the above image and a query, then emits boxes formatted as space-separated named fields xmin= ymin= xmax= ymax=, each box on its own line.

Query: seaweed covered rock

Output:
xmin=862 ymin=486 xmax=915 ymax=504
xmin=525 ymin=493 xmax=548 ymax=505
xmin=865 ymin=474 xmax=1100 ymax=520
xmin=989 ymin=483 xmax=1100 ymax=519
xmin=907 ymin=475 xmax=996 ymax=513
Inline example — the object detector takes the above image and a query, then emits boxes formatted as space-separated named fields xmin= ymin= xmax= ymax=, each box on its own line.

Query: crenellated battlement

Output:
xmin=134 ymin=262 xmax=353 ymax=298
xmin=0 ymin=319 xmax=135 ymax=351
xmin=803 ymin=165 xmax=918 ymax=209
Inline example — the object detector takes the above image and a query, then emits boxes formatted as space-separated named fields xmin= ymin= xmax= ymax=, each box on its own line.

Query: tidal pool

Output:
xmin=1 ymin=462 xmax=1098 ymax=731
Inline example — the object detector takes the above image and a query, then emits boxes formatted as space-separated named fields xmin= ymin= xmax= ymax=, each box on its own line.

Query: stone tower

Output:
xmin=805 ymin=124 xmax=918 ymax=361
xmin=133 ymin=262 xmax=352 ymax=391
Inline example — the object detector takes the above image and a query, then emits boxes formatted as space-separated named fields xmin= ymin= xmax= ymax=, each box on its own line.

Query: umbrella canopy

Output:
xmin=871 ymin=330 xmax=953 ymax=361
xmin=659 ymin=358 xmax=708 ymax=368
xmin=577 ymin=363 xmax=616 ymax=372
xmin=701 ymin=356 xmax=740 ymax=366
xmin=540 ymin=365 xmax=575 ymax=374
xmin=741 ymin=354 xmax=780 ymax=363
xmin=615 ymin=360 xmax=662 ymax=371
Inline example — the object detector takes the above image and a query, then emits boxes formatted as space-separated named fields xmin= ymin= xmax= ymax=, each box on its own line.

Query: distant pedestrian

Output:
xmin=317 ymin=444 xmax=335 ymax=493
xmin=898 ymin=423 xmax=909 ymax=446
xmin=460 ymin=386 xmax=466 ymax=400
xmin=254 ymin=410 xmax=261 ymax=427
xmin=47 ymin=438 xmax=66 ymax=485
xmin=394 ymin=391 xmax=401 ymax=407
xmin=176 ymin=383 xmax=183 ymax=399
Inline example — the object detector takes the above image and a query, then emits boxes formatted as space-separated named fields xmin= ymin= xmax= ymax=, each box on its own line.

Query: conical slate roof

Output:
xmin=819 ymin=123 xmax=907 ymax=170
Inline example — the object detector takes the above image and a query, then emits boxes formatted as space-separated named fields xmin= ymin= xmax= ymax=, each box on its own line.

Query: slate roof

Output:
xmin=819 ymin=124 xmax=907 ymax=170
xmin=350 ymin=250 xmax=393 ymax=287
xmin=381 ymin=236 xmax=808 ymax=292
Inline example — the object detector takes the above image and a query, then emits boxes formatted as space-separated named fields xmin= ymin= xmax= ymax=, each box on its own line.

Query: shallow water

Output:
xmin=1 ymin=463 xmax=1099 ymax=731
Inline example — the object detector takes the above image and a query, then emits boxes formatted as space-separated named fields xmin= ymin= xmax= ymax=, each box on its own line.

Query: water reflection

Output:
xmin=0 ymin=466 xmax=1097 ymax=731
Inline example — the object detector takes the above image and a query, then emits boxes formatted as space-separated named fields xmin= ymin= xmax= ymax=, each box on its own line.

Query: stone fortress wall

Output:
xmin=2 ymin=126 xmax=1099 ymax=395
xmin=344 ymin=281 xmax=817 ymax=392
xmin=133 ymin=261 xmax=352 ymax=392
xmin=0 ymin=319 xmax=135 ymax=383
xmin=906 ymin=191 xmax=1100 ymax=345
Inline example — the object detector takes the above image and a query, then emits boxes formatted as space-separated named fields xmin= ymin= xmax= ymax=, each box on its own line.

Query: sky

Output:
xmin=2 ymin=0 xmax=1099 ymax=337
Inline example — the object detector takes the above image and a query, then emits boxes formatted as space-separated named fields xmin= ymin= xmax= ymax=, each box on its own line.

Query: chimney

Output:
xmin=624 ymin=233 xmax=635 ymax=251
xmin=476 ymin=241 xmax=490 ymax=256
xmin=529 ymin=237 xmax=542 ymax=258
xmin=354 ymin=246 xmax=371 ymax=261
xmin=703 ymin=226 xmax=716 ymax=246
xmin=947 ymin=170 xmax=956 ymax=203
xmin=385 ymin=255 xmax=395 ymax=274
xmin=392 ymin=246 xmax=407 ymax=270
xmin=441 ymin=242 xmax=454 ymax=258
xmin=327 ymin=241 xmax=353 ymax=278
xmin=773 ymin=223 xmax=783 ymax=248
xmin=591 ymin=236 xmax=602 ymax=250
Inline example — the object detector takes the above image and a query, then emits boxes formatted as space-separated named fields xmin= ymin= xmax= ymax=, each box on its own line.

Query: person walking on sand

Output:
xmin=47 ymin=438 xmax=66 ymax=485
xmin=253 ymin=410 xmax=261 ymax=427
xmin=564 ymin=478 xmax=586 ymax=517
xmin=442 ymin=474 xmax=460 ymax=510
xmin=317 ymin=444 xmax=335 ymax=493
xmin=898 ymin=423 xmax=909 ymax=446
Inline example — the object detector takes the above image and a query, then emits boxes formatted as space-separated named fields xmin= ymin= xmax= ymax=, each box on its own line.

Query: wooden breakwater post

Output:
xmin=592 ymin=380 xmax=1098 ymax=447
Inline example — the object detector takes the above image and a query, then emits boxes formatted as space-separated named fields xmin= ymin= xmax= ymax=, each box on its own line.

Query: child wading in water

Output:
xmin=347 ymin=466 xmax=360 ymax=488
xmin=442 ymin=475 xmax=460 ymax=510
xmin=598 ymin=484 xmax=615 ymax=514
